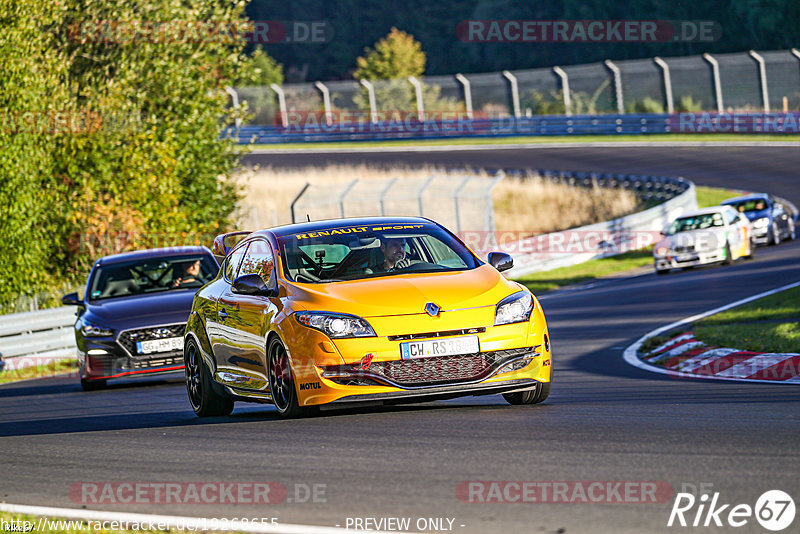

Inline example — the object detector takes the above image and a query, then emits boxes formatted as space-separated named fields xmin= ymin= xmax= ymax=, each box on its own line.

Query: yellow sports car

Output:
xmin=184 ymin=217 xmax=551 ymax=417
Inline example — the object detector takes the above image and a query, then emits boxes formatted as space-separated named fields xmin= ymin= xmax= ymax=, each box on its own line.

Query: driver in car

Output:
xmin=369 ymin=236 xmax=412 ymax=273
xmin=172 ymin=259 xmax=202 ymax=287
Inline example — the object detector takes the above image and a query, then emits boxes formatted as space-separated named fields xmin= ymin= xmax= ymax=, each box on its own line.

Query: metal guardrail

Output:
xmin=226 ymin=112 xmax=800 ymax=144
xmin=497 ymin=172 xmax=697 ymax=277
xmin=0 ymin=307 xmax=78 ymax=367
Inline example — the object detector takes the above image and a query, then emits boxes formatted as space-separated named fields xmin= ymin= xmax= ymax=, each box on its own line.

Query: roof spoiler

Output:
xmin=211 ymin=231 xmax=251 ymax=258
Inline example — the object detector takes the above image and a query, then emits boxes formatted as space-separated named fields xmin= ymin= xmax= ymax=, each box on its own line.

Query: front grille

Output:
xmin=126 ymin=355 xmax=184 ymax=370
xmin=117 ymin=324 xmax=186 ymax=356
xmin=387 ymin=327 xmax=486 ymax=341
xmin=323 ymin=347 xmax=534 ymax=387
xmin=673 ymin=245 xmax=695 ymax=254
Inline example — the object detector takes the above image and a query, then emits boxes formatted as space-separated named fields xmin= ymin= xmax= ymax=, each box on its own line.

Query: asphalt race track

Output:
xmin=1 ymin=145 xmax=799 ymax=533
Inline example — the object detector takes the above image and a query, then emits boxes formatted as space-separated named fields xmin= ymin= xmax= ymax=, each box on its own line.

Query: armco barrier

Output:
xmin=0 ymin=307 xmax=78 ymax=367
xmin=226 ymin=112 xmax=800 ymax=144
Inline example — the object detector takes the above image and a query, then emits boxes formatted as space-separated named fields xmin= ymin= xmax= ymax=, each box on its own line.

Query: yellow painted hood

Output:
xmin=286 ymin=265 xmax=520 ymax=317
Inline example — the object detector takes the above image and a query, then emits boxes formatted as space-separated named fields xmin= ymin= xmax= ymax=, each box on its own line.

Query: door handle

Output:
xmin=218 ymin=309 xmax=228 ymax=320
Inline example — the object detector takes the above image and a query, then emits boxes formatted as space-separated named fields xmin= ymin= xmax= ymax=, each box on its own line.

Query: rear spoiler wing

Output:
xmin=211 ymin=231 xmax=252 ymax=259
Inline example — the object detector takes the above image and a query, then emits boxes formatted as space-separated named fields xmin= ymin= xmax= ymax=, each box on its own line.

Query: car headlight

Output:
xmin=494 ymin=291 xmax=534 ymax=326
xmin=81 ymin=321 xmax=114 ymax=337
xmin=295 ymin=312 xmax=376 ymax=338
xmin=655 ymin=246 xmax=670 ymax=257
xmin=752 ymin=217 xmax=769 ymax=229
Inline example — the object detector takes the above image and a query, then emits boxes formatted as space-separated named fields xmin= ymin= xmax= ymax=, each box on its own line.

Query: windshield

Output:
xmin=88 ymin=254 xmax=218 ymax=301
xmin=668 ymin=213 xmax=725 ymax=234
xmin=724 ymin=199 xmax=768 ymax=213
xmin=277 ymin=223 xmax=479 ymax=283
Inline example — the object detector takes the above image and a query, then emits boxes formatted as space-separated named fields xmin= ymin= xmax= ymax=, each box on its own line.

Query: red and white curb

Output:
xmin=623 ymin=280 xmax=800 ymax=384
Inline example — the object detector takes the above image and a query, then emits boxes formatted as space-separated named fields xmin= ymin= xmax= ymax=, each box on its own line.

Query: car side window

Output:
xmin=724 ymin=210 xmax=738 ymax=226
xmin=224 ymin=243 xmax=249 ymax=281
xmin=238 ymin=239 xmax=275 ymax=284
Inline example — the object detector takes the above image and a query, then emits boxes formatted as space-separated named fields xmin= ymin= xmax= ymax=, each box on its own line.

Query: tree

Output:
xmin=238 ymin=46 xmax=284 ymax=86
xmin=354 ymin=28 xmax=425 ymax=80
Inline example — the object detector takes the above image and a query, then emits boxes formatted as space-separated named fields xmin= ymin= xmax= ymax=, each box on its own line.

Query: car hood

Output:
xmin=287 ymin=265 xmax=519 ymax=317
xmin=656 ymin=228 xmax=726 ymax=250
xmin=83 ymin=290 xmax=196 ymax=327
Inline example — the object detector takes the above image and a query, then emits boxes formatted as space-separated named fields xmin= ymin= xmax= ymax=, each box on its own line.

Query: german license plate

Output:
xmin=676 ymin=254 xmax=695 ymax=262
xmin=400 ymin=335 xmax=479 ymax=360
xmin=136 ymin=337 xmax=184 ymax=354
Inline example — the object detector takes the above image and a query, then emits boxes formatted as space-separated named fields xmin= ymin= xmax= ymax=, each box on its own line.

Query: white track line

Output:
xmin=622 ymin=280 xmax=800 ymax=384
xmin=0 ymin=503 xmax=415 ymax=534
xmin=249 ymin=141 xmax=800 ymax=154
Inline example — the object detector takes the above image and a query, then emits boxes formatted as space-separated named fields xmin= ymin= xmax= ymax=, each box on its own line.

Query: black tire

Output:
xmin=80 ymin=378 xmax=106 ymax=391
xmin=656 ymin=268 xmax=669 ymax=275
xmin=503 ymin=380 xmax=551 ymax=405
xmin=787 ymin=219 xmax=796 ymax=241
xmin=771 ymin=222 xmax=781 ymax=246
xmin=185 ymin=339 xmax=234 ymax=417
xmin=267 ymin=337 xmax=314 ymax=418
xmin=723 ymin=242 xmax=733 ymax=265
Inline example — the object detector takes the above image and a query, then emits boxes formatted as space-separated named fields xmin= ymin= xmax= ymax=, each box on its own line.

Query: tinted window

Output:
xmin=88 ymin=254 xmax=218 ymax=301
xmin=277 ymin=222 xmax=479 ymax=283
xmin=238 ymin=240 xmax=275 ymax=284
xmin=224 ymin=243 xmax=248 ymax=281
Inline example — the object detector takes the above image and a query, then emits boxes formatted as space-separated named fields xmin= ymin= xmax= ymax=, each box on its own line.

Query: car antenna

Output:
xmin=306 ymin=214 xmax=311 ymax=222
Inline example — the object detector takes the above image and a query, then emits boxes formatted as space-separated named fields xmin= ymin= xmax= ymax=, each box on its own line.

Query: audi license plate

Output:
xmin=136 ymin=337 xmax=184 ymax=354
xmin=400 ymin=335 xmax=479 ymax=360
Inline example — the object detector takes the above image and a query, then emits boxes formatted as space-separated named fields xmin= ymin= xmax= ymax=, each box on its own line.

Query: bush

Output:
xmin=0 ymin=0 xmax=254 ymax=309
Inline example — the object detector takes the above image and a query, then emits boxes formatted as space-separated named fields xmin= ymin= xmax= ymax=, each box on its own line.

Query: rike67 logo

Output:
xmin=668 ymin=490 xmax=795 ymax=531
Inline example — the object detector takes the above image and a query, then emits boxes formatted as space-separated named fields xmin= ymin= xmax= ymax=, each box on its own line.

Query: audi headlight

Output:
xmin=295 ymin=312 xmax=376 ymax=338
xmin=81 ymin=321 xmax=114 ymax=337
xmin=752 ymin=217 xmax=769 ymax=229
xmin=494 ymin=291 xmax=534 ymax=326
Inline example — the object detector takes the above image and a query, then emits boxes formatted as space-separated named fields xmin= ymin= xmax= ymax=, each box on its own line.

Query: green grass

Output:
xmin=0 ymin=359 xmax=78 ymax=384
xmin=250 ymin=133 xmax=800 ymax=151
xmin=697 ymin=286 xmax=800 ymax=326
xmin=693 ymin=322 xmax=800 ymax=353
xmin=695 ymin=185 xmax=744 ymax=208
xmin=514 ymin=250 xmax=653 ymax=294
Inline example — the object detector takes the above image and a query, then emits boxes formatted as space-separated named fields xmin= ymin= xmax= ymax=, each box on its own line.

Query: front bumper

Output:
xmin=284 ymin=302 xmax=551 ymax=407
xmin=654 ymin=249 xmax=725 ymax=270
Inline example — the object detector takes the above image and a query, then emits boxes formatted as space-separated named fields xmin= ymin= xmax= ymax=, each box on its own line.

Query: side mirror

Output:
xmin=61 ymin=292 xmax=82 ymax=306
xmin=231 ymin=274 xmax=277 ymax=297
xmin=487 ymin=252 xmax=514 ymax=273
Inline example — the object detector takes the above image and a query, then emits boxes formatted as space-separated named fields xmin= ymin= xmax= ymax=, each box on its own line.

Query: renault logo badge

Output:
xmin=425 ymin=302 xmax=441 ymax=317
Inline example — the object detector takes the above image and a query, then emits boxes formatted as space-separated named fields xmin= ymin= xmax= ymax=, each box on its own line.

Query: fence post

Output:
xmin=379 ymin=178 xmax=398 ymax=216
xmin=417 ymin=175 xmax=436 ymax=216
xmin=359 ymin=80 xmax=379 ymax=124
xmin=604 ymin=60 xmax=624 ymax=114
xmin=749 ymin=50 xmax=770 ymax=112
xmin=455 ymin=74 xmax=473 ymax=119
xmin=702 ymin=53 xmax=724 ymax=112
xmin=314 ymin=81 xmax=333 ymax=126
xmin=338 ymin=180 xmax=359 ymax=218
xmin=270 ymin=83 xmax=288 ymax=127
xmin=485 ymin=172 xmax=505 ymax=249
xmin=652 ymin=57 xmax=674 ymax=114
xmin=290 ymin=183 xmax=310 ymax=223
xmin=408 ymin=76 xmax=425 ymax=122
xmin=552 ymin=66 xmax=571 ymax=116
xmin=453 ymin=176 xmax=472 ymax=233
xmin=224 ymin=86 xmax=242 ymax=129
xmin=502 ymin=70 xmax=521 ymax=118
